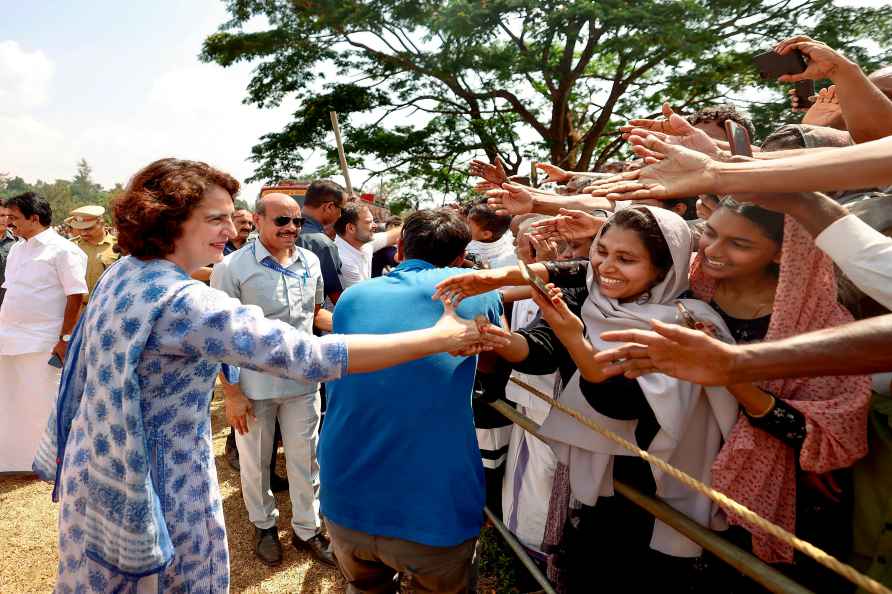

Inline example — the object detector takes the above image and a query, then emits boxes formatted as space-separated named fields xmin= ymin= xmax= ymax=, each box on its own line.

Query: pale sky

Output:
xmin=0 ymin=0 xmax=885 ymax=206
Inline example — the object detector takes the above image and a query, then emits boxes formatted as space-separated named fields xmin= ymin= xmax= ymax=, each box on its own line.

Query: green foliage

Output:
xmin=384 ymin=195 xmax=414 ymax=216
xmin=202 ymin=0 xmax=892 ymax=197
xmin=0 ymin=159 xmax=114 ymax=225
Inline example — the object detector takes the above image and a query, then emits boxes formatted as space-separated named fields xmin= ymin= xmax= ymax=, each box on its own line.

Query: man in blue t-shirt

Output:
xmin=321 ymin=208 xmax=504 ymax=593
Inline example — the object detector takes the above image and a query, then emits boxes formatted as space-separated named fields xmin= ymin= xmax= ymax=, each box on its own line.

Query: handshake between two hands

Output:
xmin=434 ymin=296 xmax=511 ymax=357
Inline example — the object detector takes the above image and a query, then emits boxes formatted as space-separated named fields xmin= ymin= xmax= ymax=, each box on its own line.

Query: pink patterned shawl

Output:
xmin=690 ymin=215 xmax=871 ymax=563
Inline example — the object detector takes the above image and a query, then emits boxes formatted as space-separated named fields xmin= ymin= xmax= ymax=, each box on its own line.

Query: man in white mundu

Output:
xmin=0 ymin=193 xmax=87 ymax=472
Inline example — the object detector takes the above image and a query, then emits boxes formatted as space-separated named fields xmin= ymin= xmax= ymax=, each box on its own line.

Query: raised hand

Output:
xmin=470 ymin=156 xmax=509 ymax=185
xmin=623 ymin=102 xmax=688 ymax=136
xmin=798 ymin=85 xmax=843 ymax=128
xmin=529 ymin=282 xmax=584 ymax=337
xmin=432 ymin=268 xmax=512 ymax=306
xmin=592 ymin=319 xmax=737 ymax=384
xmin=486 ymin=182 xmax=534 ymax=216
xmin=774 ymin=36 xmax=854 ymax=83
xmin=535 ymin=162 xmax=571 ymax=184
xmin=516 ymin=231 xmax=535 ymax=264
xmin=531 ymin=208 xmax=606 ymax=241
xmin=624 ymin=107 xmax=725 ymax=159
xmin=587 ymin=134 xmax=719 ymax=200
xmin=528 ymin=234 xmax=560 ymax=262
xmin=473 ymin=180 xmax=500 ymax=194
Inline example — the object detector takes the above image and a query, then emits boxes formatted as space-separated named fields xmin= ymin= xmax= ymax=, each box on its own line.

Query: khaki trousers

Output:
xmin=327 ymin=519 xmax=478 ymax=594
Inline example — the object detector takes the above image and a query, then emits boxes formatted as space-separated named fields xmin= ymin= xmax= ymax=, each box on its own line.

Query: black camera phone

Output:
xmin=753 ymin=49 xmax=815 ymax=107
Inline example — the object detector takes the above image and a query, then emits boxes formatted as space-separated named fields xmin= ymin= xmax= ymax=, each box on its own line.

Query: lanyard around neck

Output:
xmin=252 ymin=243 xmax=309 ymax=283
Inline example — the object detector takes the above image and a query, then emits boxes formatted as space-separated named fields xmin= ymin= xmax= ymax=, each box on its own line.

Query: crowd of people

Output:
xmin=1 ymin=33 xmax=891 ymax=594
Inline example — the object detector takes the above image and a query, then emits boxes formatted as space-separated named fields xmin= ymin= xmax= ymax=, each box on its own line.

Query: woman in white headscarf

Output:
xmin=480 ymin=205 xmax=739 ymax=590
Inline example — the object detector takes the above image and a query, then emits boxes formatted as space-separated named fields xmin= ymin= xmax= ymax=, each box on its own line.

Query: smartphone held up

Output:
xmin=753 ymin=48 xmax=815 ymax=108
xmin=724 ymin=120 xmax=753 ymax=158
xmin=517 ymin=258 xmax=552 ymax=301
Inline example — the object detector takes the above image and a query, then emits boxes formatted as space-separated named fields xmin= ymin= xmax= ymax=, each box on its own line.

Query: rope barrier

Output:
xmin=508 ymin=376 xmax=891 ymax=594
xmin=486 ymin=398 xmax=813 ymax=594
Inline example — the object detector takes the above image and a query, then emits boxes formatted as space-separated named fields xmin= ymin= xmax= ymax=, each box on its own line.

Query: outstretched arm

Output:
xmin=156 ymin=283 xmax=510 ymax=381
xmin=588 ymin=134 xmax=892 ymax=200
xmin=775 ymin=35 xmax=892 ymax=144
xmin=594 ymin=315 xmax=892 ymax=385
xmin=486 ymin=183 xmax=612 ymax=216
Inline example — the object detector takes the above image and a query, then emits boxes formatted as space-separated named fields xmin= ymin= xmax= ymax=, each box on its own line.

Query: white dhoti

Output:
xmin=502 ymin=368 xmax=558 ymax=553
xmin=0 ymin=352 xmax=61 ymax=472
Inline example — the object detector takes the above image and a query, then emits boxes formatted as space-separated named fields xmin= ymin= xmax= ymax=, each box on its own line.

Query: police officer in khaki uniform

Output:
xmin=69 ymin=205 xmax=118 ymax=300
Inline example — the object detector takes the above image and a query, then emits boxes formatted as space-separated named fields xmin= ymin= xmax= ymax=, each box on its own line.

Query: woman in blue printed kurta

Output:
xmin=49 ymin=256 xmax=350 ymax=593
xmin=33 ymin=159 xmax=508 ymax=593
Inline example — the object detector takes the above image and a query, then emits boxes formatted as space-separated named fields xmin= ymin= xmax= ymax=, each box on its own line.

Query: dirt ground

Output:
xmin=0 ymin=393 xmax=345 ymax=594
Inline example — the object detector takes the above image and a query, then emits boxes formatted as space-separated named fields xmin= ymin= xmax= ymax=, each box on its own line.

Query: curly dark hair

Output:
xmin=687 ymin=104 xmax=756 ymax=141
xmin=112 ymin=158 xmax=239 ymax=259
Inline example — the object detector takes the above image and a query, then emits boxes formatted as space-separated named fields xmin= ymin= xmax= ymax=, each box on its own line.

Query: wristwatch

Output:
xmin=60 ymin=334 xmax=72 ymax=343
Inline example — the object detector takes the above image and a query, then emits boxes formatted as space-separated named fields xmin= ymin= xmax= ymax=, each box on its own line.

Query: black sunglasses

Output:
xmin=272 ymin=216 xmax=305 ymax=227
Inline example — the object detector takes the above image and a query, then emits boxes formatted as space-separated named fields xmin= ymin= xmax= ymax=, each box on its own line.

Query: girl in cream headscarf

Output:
xmin=488 ymin=205 xmax=738 ymax=591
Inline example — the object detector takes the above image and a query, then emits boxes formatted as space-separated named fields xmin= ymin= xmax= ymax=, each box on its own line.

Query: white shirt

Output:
xmin=814 ymin=214 xmax=892 ymax=309
xmin=0 ymin=228 xmax=88 ymax=355
xmin=335 ymin=232 xmax=389 ymax=290
xmin=504 ymin=298 xmax=556 ymax=415
xmin=466 ymin=231 xmax=517 ymax=269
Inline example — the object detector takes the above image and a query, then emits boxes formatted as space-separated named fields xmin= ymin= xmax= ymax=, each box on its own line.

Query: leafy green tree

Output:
xmin=0 ymin=175 xmax=32 ymax=198
xmin=71 ymin=158 xmax=104 ymax=203
xmin=380 ymin=196 xmax=411 ymax=217
xmin=203 ymin=1 xmax=892 ymax=199
xmin=37 ymin=179 xmax=78 ymax=225
xmin=1 ymin=160 xmax=118 ymax=224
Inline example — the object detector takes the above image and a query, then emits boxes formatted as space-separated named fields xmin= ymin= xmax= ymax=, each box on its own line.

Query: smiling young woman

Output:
xmin=688 ymin=197 xmax=870 ymax=591
xmin=437 ymin=206 xmax=739 ymax=590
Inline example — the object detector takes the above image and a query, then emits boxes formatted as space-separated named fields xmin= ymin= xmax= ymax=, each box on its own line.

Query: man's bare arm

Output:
xmin=732 ymin=314 xmax=892 ymax=382
xmin=594 ymin=315 xmax=892 ymax=385
xmin=776 ymin=35 xmax=892 ymax=144
xmin=529 ymin=189 xmax=612 ymax=215
xmin=314 ymin=306 xmax=333 ymax=332
xmin=717 ymin=136 xmax=892 ymax=194
xmin=53 ymin=293 xmax=85 ymax=360
xmin=729 ymin=191 xmax=848 ymax=238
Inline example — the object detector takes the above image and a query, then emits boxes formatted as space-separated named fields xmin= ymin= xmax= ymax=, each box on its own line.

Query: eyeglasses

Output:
xmin=272 ymin=216 xmax=305 ymax=227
